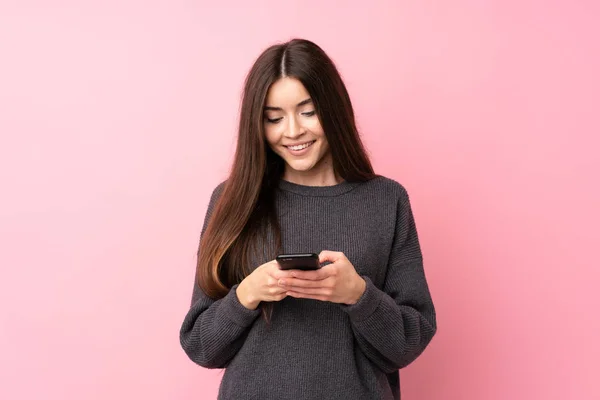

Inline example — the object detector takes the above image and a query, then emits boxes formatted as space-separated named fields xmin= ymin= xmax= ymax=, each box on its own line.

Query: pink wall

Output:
xmin=1 ymin=1 xmax=598 ymax=399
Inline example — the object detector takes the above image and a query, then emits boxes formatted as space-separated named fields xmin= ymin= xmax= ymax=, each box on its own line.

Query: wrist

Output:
xmin=348 ymin=276 xmax=367 ymax=305
xmin=237 ymin=280 xmax=259 ymax=310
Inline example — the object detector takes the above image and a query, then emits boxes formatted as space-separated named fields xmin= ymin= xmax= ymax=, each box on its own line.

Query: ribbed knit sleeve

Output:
xmin=341 ymin=187 xmax=437 ymax=373
xmin=179 ymin=182 xmax=261 ymax=368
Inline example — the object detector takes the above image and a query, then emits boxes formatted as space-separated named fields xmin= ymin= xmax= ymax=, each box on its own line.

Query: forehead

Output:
xmin=265 ymin=77 xmax=310 ymax=107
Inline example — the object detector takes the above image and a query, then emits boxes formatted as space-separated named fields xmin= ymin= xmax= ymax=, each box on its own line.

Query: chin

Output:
xmin=286 ymin=159 xmax=316 ymax=172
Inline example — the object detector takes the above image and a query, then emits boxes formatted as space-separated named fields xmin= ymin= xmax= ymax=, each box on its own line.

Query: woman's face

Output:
xmin=263 ymin=77 xmax=331 ymax=177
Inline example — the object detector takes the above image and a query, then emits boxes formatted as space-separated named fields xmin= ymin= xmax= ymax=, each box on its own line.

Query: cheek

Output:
xmin=319 ymin=139 xmax=330 ymax=156
xmin=307 ymin=119 xmax=325 ymax=137
xmin=263 ymin=125 xmax=280 ymax=146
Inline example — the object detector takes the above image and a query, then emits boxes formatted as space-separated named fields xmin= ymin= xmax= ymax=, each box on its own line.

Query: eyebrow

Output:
xmin=264 ymin=98 xmax=313 ymax=111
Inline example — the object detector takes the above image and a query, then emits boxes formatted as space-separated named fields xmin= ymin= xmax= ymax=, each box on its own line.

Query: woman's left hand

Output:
xmin=277 ymin=250 xmax=366 ymax=305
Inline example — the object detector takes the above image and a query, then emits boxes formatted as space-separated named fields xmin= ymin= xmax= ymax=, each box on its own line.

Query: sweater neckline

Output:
xmin=277 ymin=178 xmax=360 ymax=197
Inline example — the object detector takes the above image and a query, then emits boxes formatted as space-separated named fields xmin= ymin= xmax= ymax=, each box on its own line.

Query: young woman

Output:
xmin=180 ymin=38 xmax=436 ymax=400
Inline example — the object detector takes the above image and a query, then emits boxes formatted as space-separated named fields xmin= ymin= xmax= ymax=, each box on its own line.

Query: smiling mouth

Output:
xmin=284 ymin=141 xmax=316 ymax=151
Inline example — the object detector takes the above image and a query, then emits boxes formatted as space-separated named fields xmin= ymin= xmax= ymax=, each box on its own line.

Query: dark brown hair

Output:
xmin=196 ymin=38 xmax=378 ymax=315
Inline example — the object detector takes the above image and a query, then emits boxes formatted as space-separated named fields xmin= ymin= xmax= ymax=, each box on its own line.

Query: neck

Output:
xmin=282 ymin=168 xmax=343 ymax=187
xmin=282 ymin=154 xmax=342 ymax=187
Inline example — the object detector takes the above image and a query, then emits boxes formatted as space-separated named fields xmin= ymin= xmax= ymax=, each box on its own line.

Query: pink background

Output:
xmin=1 ymin=1 xmax=598 ymax=399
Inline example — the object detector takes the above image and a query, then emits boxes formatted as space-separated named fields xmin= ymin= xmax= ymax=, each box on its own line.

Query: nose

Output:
xmin=286 ymin=116 xmax=304 ymax=139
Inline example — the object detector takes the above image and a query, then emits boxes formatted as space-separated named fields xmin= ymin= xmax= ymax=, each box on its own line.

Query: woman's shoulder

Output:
xmin=360 ymin=174 xmax=410 ymax=200
xmin=205 ymin=179 xmax=228 ymax=209
xmin=210 ymin=179 xmax=227 ymax=195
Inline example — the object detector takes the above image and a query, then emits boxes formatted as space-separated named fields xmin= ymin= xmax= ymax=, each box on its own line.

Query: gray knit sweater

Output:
xmin=180 ymin=176 xmax=436 ymax=400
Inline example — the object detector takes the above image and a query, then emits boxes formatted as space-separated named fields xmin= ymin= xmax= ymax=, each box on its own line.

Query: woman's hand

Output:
xmin=236 ymin=260 xmax=290 ymax=310
xmin=278 ymin=251 xmax=366 ymax=305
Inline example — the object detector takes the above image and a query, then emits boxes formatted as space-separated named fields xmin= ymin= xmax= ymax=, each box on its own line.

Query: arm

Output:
xmin=179 ymin=182 xmax=261 ymax=368
xmin=341 ymin=187 xmax=437 ymax=373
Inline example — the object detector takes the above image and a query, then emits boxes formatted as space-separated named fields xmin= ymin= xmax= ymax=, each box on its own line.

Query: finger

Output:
xmin=266 ymin=276 xmax=278 ymax=287
xmin=286 ymin=287 xmax=332 ymax=296
xmin=268 ymin=286 xmax=288 ymax=295
xmin=288 ymin=268 xmax=331 ymax=281
xmin=277 ymin=277 xmax=324 ymax=288
xmin=319 ymin=250 xmax=345 ymax=264
xmin=276 ymin=293 xmax=288 ymax=301
xmin=286 ymin=291 xmax=328 ymax=302
xmin=268 ymin=268 xmax=296 ymax=280
xmin=289 ymin=264 xmax=337 ymax=281
xmin=269 ymin=292 xmax=287 ymax=302
xmin=277 ymin=278 xmax=332 ymax=289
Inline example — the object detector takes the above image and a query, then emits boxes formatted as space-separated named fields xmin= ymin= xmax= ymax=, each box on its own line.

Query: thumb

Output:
xmin=319 ymin=250 xmax=342 ymax=264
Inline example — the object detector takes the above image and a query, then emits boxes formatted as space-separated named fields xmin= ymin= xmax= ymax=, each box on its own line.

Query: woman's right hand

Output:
xmin=236 ymin=260 xmax=287 ymax=310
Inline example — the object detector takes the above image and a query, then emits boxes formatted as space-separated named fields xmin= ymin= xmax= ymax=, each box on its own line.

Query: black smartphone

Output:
xmin=276 ymin=253 xmax=321 ymax=271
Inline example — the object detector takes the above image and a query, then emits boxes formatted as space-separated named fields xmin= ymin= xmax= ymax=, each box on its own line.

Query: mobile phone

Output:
xmin=276 ymin=253 xmax=321 ymax=271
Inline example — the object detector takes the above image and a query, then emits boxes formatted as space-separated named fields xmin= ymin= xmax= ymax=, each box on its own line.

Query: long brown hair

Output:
xmin=196 ymin=38 xmax=378 ymax=310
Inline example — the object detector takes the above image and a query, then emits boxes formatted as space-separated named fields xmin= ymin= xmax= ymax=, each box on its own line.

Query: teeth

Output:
xmin=288 ymin=141 xmax=313 ymax=151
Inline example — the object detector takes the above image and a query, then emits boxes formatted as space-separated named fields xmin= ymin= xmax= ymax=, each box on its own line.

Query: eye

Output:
xmin=302 ymin=111 xmax=316 ymax=117
xmin=265 ymin=117 xmax=283 ymax=124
